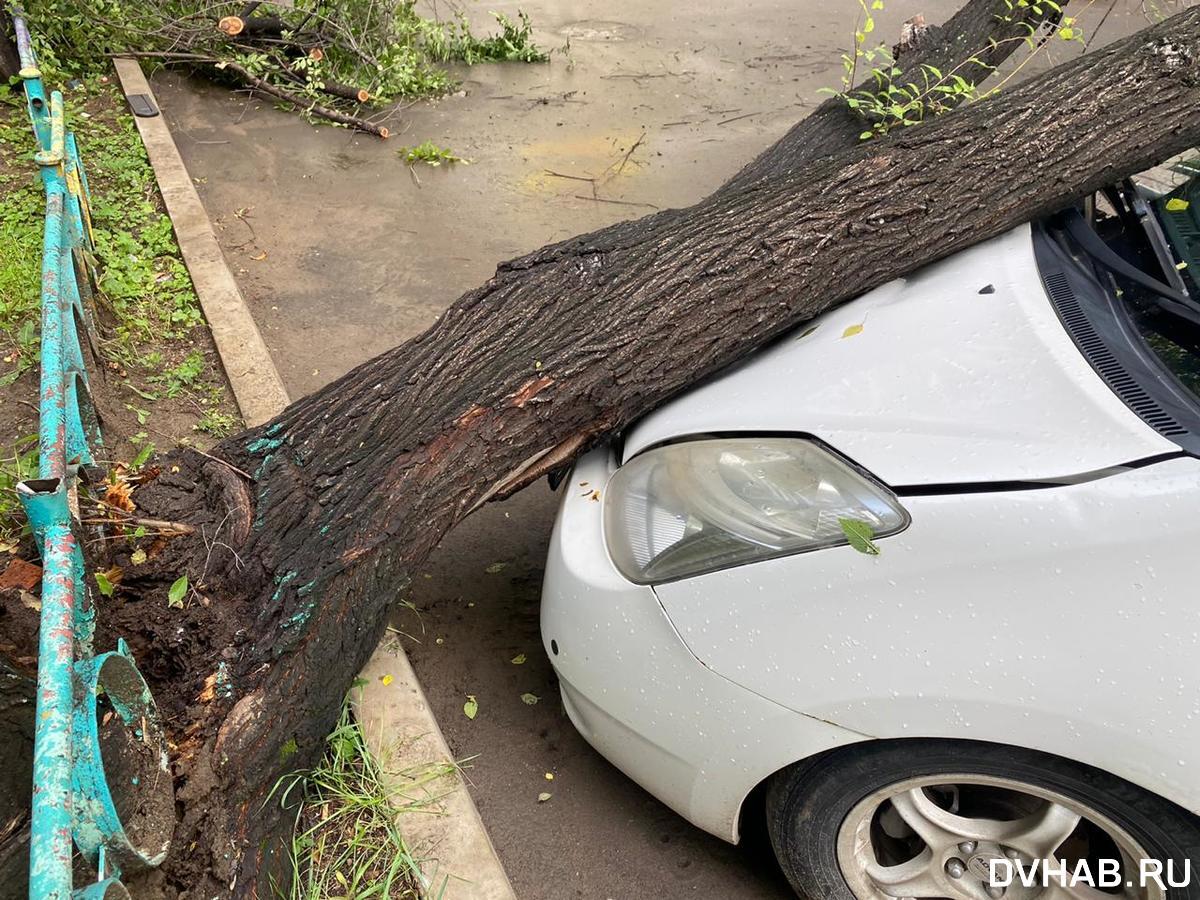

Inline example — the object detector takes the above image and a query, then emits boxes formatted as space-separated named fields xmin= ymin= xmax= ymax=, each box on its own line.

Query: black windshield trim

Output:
xmin=1033 ymin=222 xmax=1200 ymax=455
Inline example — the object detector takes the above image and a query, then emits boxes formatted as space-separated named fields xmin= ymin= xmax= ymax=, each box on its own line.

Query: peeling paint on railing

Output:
xmin=10 ymin=7 xmax=174 ymax=897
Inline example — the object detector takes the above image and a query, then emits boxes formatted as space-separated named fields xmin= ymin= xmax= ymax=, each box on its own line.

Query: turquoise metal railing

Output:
xmin=10 ymin=8 xmax=175 ymax=897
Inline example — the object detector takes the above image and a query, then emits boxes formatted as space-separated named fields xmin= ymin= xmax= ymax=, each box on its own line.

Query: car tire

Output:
xmin=766 ymin=739 xmax=1200 ymax=900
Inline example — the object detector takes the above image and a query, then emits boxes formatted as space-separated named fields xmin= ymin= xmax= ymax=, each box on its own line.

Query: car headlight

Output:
xmin=603 ymin=437 xmax=910 ymax=584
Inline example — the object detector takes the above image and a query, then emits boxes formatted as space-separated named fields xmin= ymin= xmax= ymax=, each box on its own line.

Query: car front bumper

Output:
xmin=540 ymin=446 xmax=869 ymax=842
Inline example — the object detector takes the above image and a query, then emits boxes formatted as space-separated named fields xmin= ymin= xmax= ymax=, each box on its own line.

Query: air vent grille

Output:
xmin=1043 ymin=271 xmax=1190 ymax=437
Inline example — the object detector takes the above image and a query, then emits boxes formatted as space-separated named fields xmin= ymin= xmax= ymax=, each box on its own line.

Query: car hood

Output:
xmin=622 ymin=225 xmax=1179 ymax=486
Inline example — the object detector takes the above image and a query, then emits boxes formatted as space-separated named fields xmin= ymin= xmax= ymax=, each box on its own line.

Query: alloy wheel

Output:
xmin=835 ymin=773 xmax=1164 ymax=900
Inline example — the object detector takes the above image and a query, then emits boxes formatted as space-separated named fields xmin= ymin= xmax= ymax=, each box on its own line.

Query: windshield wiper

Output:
xmin=1059 ymin=208 xmax=1200 ymax=329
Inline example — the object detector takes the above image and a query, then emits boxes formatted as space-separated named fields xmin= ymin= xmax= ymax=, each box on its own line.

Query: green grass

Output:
xmin=77 ymin=97 xmax=208 ymax=361
xmin=0 ymin=436 xmax=39 ymax=549
xmin=0 ymin=75 xmax=225 ymax=361
xmin=0 ymin=79 xmax=211 ymax=370
xmin=271 ymin=694 xmax=456 ymax=899
xmin=0 ymin=113 xmax=46 ymax=386
xmin=0 ymin=75 xmax=235 ymax=542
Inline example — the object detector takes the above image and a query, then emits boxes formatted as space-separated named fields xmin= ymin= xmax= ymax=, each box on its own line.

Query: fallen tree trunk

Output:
xmin=13 ymin=2 xmax=1200 ymax=895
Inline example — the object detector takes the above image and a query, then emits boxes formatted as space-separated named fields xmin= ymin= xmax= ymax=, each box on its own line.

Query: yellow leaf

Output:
xmin=380 ymin=674 xmax=394 ymax=686
xmin=1166 ymin=197 xmax=1190 ymax=212
xmin=545 ymin=772 xmax=554 ymax=781
xmin=842 ymin=324 xmax=864 ymax=339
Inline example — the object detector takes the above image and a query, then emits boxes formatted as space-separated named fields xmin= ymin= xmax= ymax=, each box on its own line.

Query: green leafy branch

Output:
xmin=823 ymin=0 xmax=1087 ymax=140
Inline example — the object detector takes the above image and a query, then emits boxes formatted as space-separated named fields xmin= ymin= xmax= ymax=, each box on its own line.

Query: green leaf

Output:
xmin=95 ymin=572 xmax=115 ymax=597
xmin=122 ymin=382 xmax=159 ymax=402
xmin=521 ymin=692 xmax=539 ymax=705
xmin=280 ymin=737 xmax=298 ymax=762
xmin=168 ymin=574 xmax=188 ymax=607
xmin=464 ymin=695 xmax=479 ymax=719
xmin=839 ymin=518 xmax=881 ymax=555
xmin=1166 ymin=197 xmax=1190 ymax=212
xmin=130 ymin=442 xmax=155 ymax=470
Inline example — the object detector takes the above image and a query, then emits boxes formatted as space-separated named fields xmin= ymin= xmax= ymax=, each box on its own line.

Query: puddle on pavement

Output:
xmin=518 ymin=129 xmax=650 ymax=194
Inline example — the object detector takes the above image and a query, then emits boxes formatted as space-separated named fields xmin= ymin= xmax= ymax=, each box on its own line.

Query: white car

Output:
xmin=541 ymin=174 xmax=1200 ymax=900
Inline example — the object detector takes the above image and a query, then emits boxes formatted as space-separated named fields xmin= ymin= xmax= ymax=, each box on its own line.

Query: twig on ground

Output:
xmin=573 ymin=195 xmax=659 ymax=209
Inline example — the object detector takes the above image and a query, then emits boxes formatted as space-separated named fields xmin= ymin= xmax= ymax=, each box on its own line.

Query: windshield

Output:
xmin=1140 ymin=167 xmax=1200 ymax=394
xmin=1033 ymin=162 xmax=1200 ymax=455
xmin=1085 ymin=169 xmax=1200 ymax=402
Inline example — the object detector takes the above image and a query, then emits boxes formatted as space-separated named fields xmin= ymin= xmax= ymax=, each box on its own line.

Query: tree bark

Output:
xmin=13 ymin=3 xmax=1200 ymax=896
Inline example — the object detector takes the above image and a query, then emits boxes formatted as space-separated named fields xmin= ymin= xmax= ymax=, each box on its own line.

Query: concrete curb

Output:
xmin=112 ymin=58 xmax=289 ymax=427
xmin=112 ymin=60 xmax=516 ymax=898
xmin=356 ymin=636 xmax=518 ymax=899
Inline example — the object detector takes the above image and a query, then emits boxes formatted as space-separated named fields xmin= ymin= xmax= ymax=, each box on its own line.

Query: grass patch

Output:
xmin=272 ymin=694 xmax=456 ymax=899
xmin=0 ymin=109 xmax=46 ymax=386
xmin=0 ymin=74 xmax=239 ymax=543
xmin=0 ymin=78 xmax=218 ymax=376
xmin=0 ymin=437 xmax=39 ymax=550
